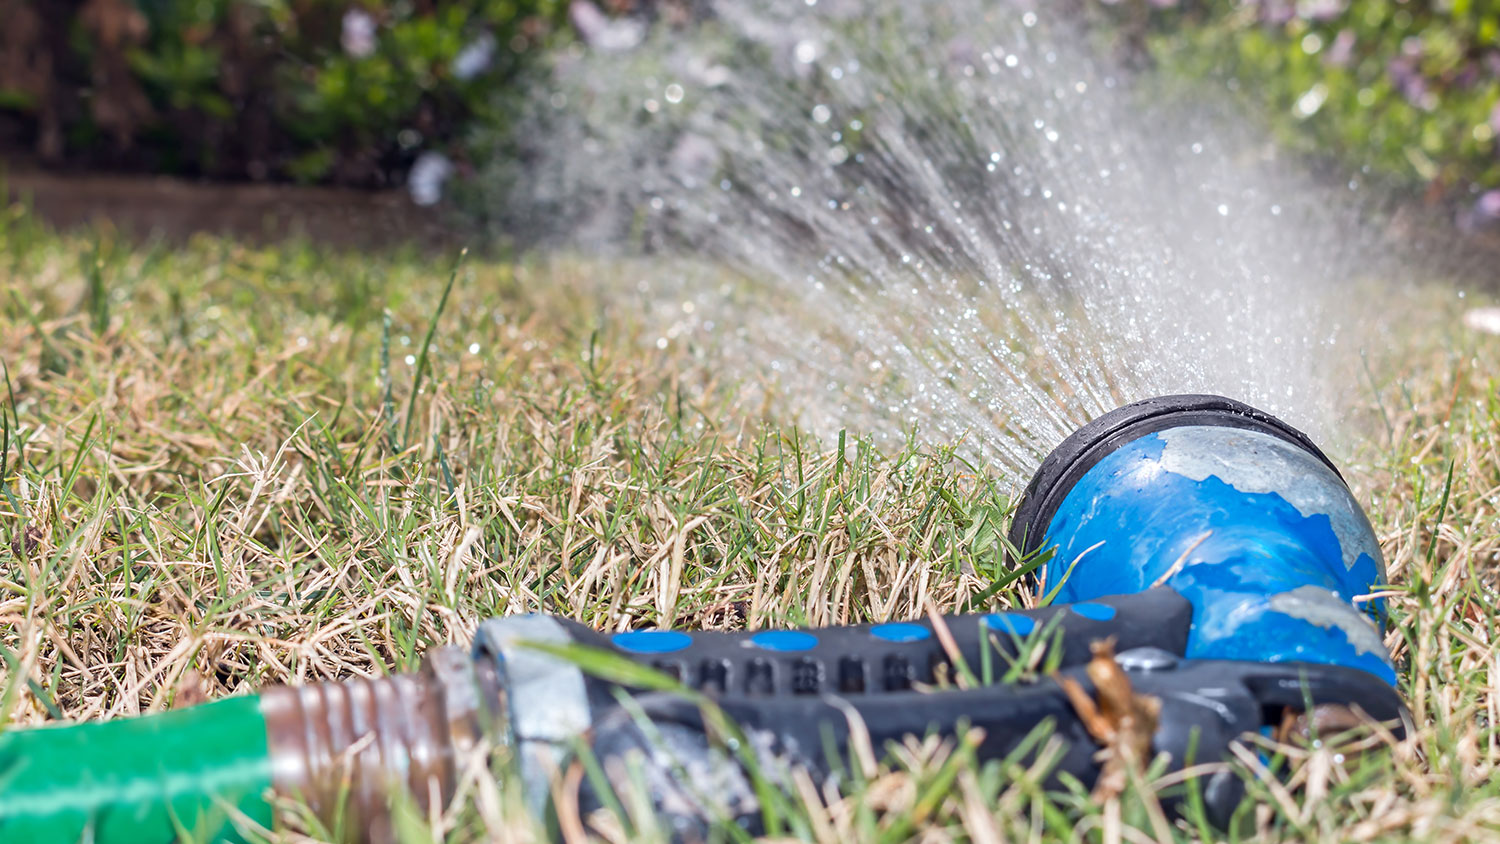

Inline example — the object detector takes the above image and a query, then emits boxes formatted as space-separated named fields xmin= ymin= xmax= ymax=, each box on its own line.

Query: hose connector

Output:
xmin=259 ymin=646 xmax=504 ymax=842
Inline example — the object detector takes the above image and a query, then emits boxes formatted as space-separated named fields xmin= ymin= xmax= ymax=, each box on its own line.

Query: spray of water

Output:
xmin=488 ymin=0 xmax=1401 ymax=480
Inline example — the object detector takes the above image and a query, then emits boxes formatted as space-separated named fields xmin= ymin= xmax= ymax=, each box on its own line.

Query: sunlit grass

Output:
xmin=1 ymin=207 xmax=1498 ymax=841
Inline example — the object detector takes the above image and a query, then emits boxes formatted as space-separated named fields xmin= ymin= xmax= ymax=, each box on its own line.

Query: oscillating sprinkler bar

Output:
xmin=0 ymin=395 xmax=1407 ymax=842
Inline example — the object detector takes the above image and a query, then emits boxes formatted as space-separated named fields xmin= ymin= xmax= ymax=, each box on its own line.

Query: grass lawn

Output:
xmin=2 ymin=205 xmax=1498 ymax=842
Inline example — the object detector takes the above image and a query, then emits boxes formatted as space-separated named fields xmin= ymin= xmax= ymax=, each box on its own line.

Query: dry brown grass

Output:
xmin=3 ymin=217 xmax=1500 ymax=841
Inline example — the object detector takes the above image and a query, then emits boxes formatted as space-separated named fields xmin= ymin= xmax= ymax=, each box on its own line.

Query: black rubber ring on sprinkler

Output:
xmin=1005 ymin=394 xmax=1346 ymax=562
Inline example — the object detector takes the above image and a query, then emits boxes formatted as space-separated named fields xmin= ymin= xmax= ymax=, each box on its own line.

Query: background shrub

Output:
xmin=0 ymin=0 xmax=563 ymax=186
xmin=5 ymin=0 xmax=1499 ymax=222
xmin=1101 ymin=0 xmax=1500 ymax=212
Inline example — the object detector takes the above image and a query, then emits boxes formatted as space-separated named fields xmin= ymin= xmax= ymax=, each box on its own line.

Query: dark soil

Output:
xmin=5 ymin=154 xmax=1499 ymax=290
xmin=2 ymin=156 xmax=470 ymax=251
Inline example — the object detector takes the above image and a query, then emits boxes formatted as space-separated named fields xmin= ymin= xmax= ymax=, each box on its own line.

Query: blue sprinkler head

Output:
xmin=1008 ymin=395 xmax=1394 ymax=685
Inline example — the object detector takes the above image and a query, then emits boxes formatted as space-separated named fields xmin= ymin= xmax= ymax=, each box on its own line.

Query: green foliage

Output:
xmin=4 ymin=0 xmax=563 ymax=185
xmin=1116 ymin=0 xmax=1500 ymax=197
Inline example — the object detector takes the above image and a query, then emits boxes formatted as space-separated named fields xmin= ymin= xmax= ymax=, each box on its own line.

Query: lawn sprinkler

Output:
xmin=0 ymin=395 xmax=1405 ymax=842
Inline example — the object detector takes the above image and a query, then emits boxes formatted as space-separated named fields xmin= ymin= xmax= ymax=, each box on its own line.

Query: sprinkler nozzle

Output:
xmin=1008 ymin=393 xmax=1393 ymax=682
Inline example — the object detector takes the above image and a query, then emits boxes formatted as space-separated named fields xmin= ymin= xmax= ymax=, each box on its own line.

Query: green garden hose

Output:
xmin=0 ymin=644 xmax=496 ymax=844
xmin=0 ymin=695 xmax=274 ymax=843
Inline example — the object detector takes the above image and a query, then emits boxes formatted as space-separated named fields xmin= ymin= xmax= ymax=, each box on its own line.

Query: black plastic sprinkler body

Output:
xmin=0 ymin=395 xmax=1407 ymax=843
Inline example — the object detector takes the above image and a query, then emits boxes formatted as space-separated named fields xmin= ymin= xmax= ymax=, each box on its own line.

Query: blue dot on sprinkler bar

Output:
xmin=612 ymin=630 xmax=692 ymax=654
xmin=982 ymin=613 xmax=1036 ymax=635
xmin=870 ymin=623 xmax=931 ymax=643
xmin=751 ymin=631 xmax=819 ymax=652
xmin=1070 ymin=602 xmax=1117 ymax=622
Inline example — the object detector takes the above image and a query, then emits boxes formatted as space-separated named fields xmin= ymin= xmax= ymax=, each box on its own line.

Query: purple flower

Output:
xmin=1325 ymin=29 xmax=1355 ymax=67
xmin=341 ymin=9 xmax=377 ymax=59
xmin=569 ymin=0 xmax=645 ymax=53
xmin=1485 ymin=50 xmax=1500 ymax=77
xmin=1458 ymin=190 xmax=1500 ymax=233
xmin=1407 ymin=77 xmax=1435 ymax=109
xmin=1455 ymin=62 xmax=1480 ymax=89
xmin=408 ymin=151 xmax=454 ymax=206
xmin=1387 ymin=56 xmax=1416 ymax=86
xmin=1386 ymin=55 xmax=1438 ymax=109
xmin=1260 ymin=0 xmax=1296 ymax=25
xmin=1302 ymin=0 xmax=1347 ymax=21
xmin=1479 ymin=190 xmax=1500 ymax=219
xmin=453 ymin=32 xmax=496 ymax=80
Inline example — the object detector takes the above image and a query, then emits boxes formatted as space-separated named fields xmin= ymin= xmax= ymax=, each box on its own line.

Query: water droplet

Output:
xmin=514 ymin=0 xmax=1386 ymax=473
xmin=1294 ymin=83 xmax=1328 ymax=118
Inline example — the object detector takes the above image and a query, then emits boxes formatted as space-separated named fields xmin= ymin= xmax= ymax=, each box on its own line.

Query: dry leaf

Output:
xmin=1274 ymin=703 xmax=1366 ymax=746
xmin=172 ymin=669 xmax=210 ymax=710
xmin=1053 ymin=637 xmax=1161 ymax=800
